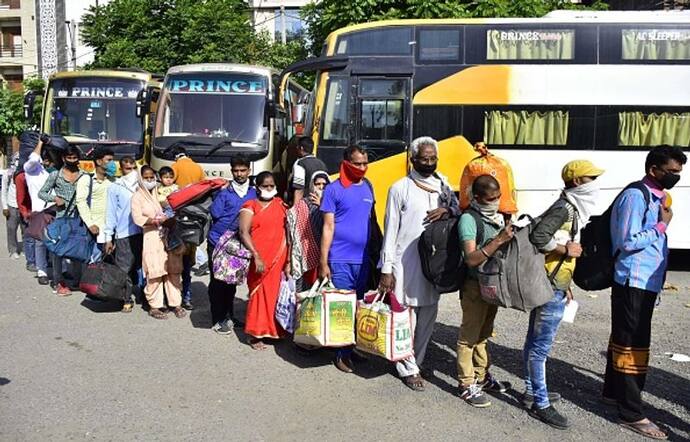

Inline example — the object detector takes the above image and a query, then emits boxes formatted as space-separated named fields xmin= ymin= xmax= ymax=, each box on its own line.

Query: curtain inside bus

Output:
xmin=486 ymin=30 xmax=574 ymax=60
xmin=484 ymin=110 xmax=568 ymax=145
xmin=618 ymin=112 xmax=690 ymax=146
xmin=622 ymin=30 xmax=690 ymax=60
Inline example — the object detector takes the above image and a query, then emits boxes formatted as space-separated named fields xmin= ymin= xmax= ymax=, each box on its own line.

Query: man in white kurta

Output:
xmin=379 ymin=137 xmax=460 ymax=390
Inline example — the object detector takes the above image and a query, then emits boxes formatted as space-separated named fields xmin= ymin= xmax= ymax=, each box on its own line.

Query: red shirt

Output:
xmin=14 ymin=171 xmax=31 ymax=220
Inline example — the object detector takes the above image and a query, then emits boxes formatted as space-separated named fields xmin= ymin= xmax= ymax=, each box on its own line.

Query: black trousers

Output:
xmin=114 ymin=234 xmax=143 ymax=303
xmin=603 ymin=281 xmax=658 ymax=423
xmin=207 ymin=243 xmax=237 ymax=325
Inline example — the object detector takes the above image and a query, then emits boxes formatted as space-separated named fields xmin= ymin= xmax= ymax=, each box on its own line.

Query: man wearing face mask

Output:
xmin=76 ymin=147 xmax=115 ymax=263
xmin=523 ymin=160 xmax=604 ymax=429
xmin=457 ymin=175 xmax=513 ymax=407
xmin=603 ymin=146 xmax=685 ymax=441
xmin=379 ymin=137 xmax=460 ymax=391
xmin=104 ymin=157 xmax=144 ymax=312
xmin=207 ymin=155 xmax=257 ymax=333
xmin=39 ymin=145 xmax=86 ymax=296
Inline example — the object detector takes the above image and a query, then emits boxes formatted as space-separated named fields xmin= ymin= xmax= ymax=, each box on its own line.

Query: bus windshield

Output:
xmin=154 ymin=73 xmax=268 ymax=148
xmin=47 ymin=77 xmax=145 ymax=143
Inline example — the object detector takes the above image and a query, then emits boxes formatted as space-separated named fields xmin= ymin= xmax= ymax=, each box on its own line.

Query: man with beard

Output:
xmin=378 ymin=137 xmax=459 ymax=391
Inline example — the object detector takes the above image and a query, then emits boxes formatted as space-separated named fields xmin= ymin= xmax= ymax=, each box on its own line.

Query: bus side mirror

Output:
xmin=24 ymin=91 xmax=36 ymax=120
xmin=136 ymin=89 xmax=147 ymax=119
xmin=291 ymin=104 xmax=305 ymax=124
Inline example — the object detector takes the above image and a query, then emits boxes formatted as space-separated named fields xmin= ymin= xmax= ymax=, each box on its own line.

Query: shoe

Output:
xmin=10 ymin=252 xmax=20 ymax=260
xmin=459 ymin=383 xmax=491 ymax=408
xmin=56 ymin=282 xmax=72 ymax=297
xmin=521 ymin=391 xmax=562 ymax=408
xmin=212 ymin=320 xmax=233 ymax=335
xmin=193 ymin=262 xmax=209 ymax=276
xmin=37 ymin=275 xmax=50 ymax=285
xmin=121 ymin=303 xmax=134 ymax=313
xmin=26 ymin=263 xmax=37 ymax=272
xmin=181 ymin=301 xmax=194 ymax=311
xmin=334 ymin=356 xmax=353 ymax=373
xmin=529 ymin=405 xmax=570 ymax=429
xmin=479 ymin=373 xmax=509 ymax=393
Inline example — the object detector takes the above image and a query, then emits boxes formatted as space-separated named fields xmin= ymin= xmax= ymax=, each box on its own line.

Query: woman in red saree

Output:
xmin=239 ymin=171 xmax=289 ymax=350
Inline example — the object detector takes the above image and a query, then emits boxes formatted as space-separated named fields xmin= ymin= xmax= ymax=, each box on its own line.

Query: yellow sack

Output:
xmin=294 ymin=279 xmax=356 ymax=348
xmin=355 ymin=291 xmax=414 ymax=361
xmin=459 ymin=142 xmax=518 ymax=214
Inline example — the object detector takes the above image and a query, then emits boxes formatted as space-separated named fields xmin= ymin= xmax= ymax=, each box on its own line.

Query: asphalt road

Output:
xmin=0 ymin=228 xmax=688 ymax=441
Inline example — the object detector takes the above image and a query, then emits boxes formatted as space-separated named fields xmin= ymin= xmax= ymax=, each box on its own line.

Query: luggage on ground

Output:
xmin=80 ymin=259 xmax=129 ymax=301
xmin=459 ymin=143 xmax=518 ymax=215
xmin=355 ymin=291 xmax=414 ymax=361
xmin=294 ymin=279 xmax=356 ymax=347
xmin=166 ymin=178 xmax=226 ymax=211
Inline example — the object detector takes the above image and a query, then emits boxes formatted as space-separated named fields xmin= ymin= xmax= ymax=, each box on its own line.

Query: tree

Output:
xmin=303 ymin=0 xmax=608 ymax=56
xmin=0 ymin=77 xmax=44 ymax=157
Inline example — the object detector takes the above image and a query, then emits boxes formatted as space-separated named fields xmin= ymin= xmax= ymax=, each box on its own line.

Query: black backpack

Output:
xmin=418 ymin=209 xmax=483 ymax=294
xmin=171 ymin=195 xmax=213 ymax=246
xmin=573 ymin=182 xmax=650 ymax=291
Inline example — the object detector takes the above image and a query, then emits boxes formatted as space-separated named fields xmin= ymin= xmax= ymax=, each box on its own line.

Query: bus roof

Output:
xmin=48 ymin=69 xmax=154 ymax=82
xmin=166 ymin=63 xmax=276 ymax=78
xmin=325 ymin=11 xmax=690 ymax=44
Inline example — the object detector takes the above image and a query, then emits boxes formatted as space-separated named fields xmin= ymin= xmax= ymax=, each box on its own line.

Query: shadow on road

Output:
xmin=0 ymin=377 xmax=9 ymax=386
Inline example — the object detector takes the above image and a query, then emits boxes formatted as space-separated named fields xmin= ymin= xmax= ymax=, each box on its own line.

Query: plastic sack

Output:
xmin=275 ymin=274 xmax=297 ymax=333
xmin=293 ymin=279 xmax=356 ymax=348
xmin=355 ymin=291 xmax=414 ymax=361
xmin=459 ymin=142 xmax=518 ymax=214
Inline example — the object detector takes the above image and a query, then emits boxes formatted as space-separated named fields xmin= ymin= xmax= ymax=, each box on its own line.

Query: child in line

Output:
xmin=157 ymin=166 xmax=178 ymax=218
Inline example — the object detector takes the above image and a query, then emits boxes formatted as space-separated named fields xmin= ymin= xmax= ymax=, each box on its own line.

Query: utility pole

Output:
xmin=66 ymin=20 xmax=77 ymax=70
xmin=280 ymin=3 xmax=286 ymax=44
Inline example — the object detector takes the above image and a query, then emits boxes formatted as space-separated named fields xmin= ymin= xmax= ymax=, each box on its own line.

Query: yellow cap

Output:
xmin=561 ymin=160 xmax=605 ymax=182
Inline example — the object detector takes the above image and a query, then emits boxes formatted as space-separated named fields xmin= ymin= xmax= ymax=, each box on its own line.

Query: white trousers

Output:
xmin=395 ymin=303 xmax=439 ymax=378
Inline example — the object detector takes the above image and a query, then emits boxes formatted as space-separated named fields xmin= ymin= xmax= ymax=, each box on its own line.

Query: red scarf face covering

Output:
xmin=339 ymin=160 xmax=367 ymax=187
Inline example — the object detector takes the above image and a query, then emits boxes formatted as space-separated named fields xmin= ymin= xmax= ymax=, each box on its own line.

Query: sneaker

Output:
xmin=521 ymin=391 xmax=562 ymax=408
xmin=212 ymin=320 xmax=233 ymax=335
xmin=479 ymin=373 xmax=509 ymax=393
xmin=56 ymin=282 xmax=72 ymax=297
xmin=529 ymin=405 xmax=570 ymax=430
xmin=459 ymin=383 xmax=491 ymax=408
xmin=10 ymin=252 xmax=20 ymax=260
xmin=37 ymin=275 xmax=50 ymax=285
xmin=181 ymin=301 xmax=194 ymax=311
xmin=193 ymin=262 xmax=209 ymax=276
xmin=26 ymin=263 xmax=37 ymax=272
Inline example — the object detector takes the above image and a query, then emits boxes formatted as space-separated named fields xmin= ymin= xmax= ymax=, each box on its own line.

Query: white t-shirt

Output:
xmin=23 ymin=152 xmax=53 ymax=212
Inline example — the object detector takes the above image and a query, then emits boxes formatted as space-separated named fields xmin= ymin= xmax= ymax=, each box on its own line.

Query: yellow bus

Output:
xmin=26 ymin=69 xmax=161 ymax=172
xmin=281 ymin=10 xmax=690 ymax=247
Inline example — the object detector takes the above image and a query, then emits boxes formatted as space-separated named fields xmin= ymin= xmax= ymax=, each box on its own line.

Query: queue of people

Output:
xmin=2 ymin=133 xmax=685 ymax=440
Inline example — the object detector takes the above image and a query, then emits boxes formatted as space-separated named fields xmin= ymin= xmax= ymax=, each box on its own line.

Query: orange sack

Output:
xmin=459 ymin=142 xmax=518 ymax=215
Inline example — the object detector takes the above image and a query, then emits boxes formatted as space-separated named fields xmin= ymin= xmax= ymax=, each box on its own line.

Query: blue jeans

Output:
xmin=330 ymin=262 xmax=369 ymax=359
xmin=34 ymin=239 xmax=48 ymax=276
xmin=24 ymin=232 xmax=36 ymax=266
xmin=523 ymin=289 xmax=567 ymax=409
xmin=89 ymin=242 xmax=104 ymax=264
xmin=182 ymin=254 xmax=192 ymax=303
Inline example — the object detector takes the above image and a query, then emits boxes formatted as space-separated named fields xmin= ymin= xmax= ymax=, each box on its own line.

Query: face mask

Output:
xmin=46 ymin=166 xmax=57 ymax=173
xmin=313 ymin=188 xmax=324 ymax=198
xmin=658 ymin=171 xmax=681 ymax=190
xmin=413 ymin=161 xmax=437 ymax=176
xmin=474 ymin=200 xmax=500 ymax=217
xmin=144 ymin=180 xmax=157 ymax=191
xmin=259 ymin=188 xmax=277 ymax=200
xmin=121 ymin=170 xmax=139 ymax=188
xmin=339 ymin=160 xmax=367 ymax=187
xmin=64 ymin=160 xmax=80 ymax=171
xmin=104 ymin=161 xmax=117 ymax=177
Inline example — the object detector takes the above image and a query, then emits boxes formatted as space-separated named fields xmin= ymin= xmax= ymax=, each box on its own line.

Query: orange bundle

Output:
xmin=459 ymin=142 xmax=518 ymax=215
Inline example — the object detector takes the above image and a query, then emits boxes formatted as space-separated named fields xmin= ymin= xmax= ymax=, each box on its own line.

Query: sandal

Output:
xmin=148 ymin=308 xmax=168 ymax=320
xmin=618 ymin=418 xmax=668 ymax=440
xmin=402 ymin=374 xmax=425 ymax=392
xmin=249 ymin=338 xmax=267 ymax=351
xmin=173 ymin=306 xmax=187 ymax=319
xmin=121 ymin=303 xmax=133 ymax=313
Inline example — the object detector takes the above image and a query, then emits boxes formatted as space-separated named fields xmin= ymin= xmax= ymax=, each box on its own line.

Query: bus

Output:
xmin=26 ymin=69 xmax=160 ymax=172
xmin=280 ymin=10 xmax=690 ymax=248
xmin=148 ymin=63 xmax=306 ymax=178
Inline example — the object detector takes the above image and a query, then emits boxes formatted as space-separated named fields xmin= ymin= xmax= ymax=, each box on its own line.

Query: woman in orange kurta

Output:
xmin=239 ymin=171 xmax=289 ymax=350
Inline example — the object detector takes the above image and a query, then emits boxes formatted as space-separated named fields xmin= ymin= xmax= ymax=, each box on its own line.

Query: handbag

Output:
xmin=294 ymin=279 xmax=357 ymax=348
xmin=27 ymin=207 xmax=56 ymax=240
xmin=212 ymin=230 xmax=252 ymax=285
xmin=355 ymin=290 xmax=414 ymax=361
xmin=43 ymin=182 xmax=95 ymax=262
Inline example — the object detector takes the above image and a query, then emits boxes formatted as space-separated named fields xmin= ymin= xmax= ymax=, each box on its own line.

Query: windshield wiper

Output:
xmin=206 ymin=140 xmax=260 ymax=157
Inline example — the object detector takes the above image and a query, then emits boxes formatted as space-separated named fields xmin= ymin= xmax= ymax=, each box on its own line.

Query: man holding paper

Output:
xmin=524 ymin=160 xmax=604 ymax=430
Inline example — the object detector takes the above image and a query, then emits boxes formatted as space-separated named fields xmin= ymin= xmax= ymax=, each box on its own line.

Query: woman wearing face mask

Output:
xmin=130 ymin=166 xmax=186 ymax=320
xmin=287 ymin=172 xmax=330 ymax=291
xmin=239 ymin=171 xmax=289 ymax=350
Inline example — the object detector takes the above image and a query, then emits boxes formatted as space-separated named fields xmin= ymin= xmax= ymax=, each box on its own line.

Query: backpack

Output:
xmin=476 ymin=220 xmax=553 ymax=311
xmin=418 ymin=209 xmax=483 ymax=294
xmin=459 ymin=143 xmax=518 ymax=215
xmin=573 ymin=182 xmax=650 ymax=291
xmin=170 ymin=195 xmax=213 ymax=246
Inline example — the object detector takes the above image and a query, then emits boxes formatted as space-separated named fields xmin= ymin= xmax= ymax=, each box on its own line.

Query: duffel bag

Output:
xmin=43 ymin=215 xmax=95 ymax=262
xmin=80 ymin=258 xmax=129 ymax=301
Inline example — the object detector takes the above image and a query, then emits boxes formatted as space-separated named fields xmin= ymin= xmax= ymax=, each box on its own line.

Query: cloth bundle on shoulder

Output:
xmin=459 ymin=143 xmax=518 ymax=215
xmin=211 ymin=230 xmax=252 ymax=285
xmin=476 ymin=222 xmax=552 ymax=311
xmin=294 ymin=279 xmax=356 ymax=347
xmin=166 ymin=178 xmax=227 ymax=211
xmin=355 ymin=291 xmax=414 ymax=361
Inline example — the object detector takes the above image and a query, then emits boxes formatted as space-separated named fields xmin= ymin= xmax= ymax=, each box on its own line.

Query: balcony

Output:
xmin=0 ymin=1 xmax=21 ymax=10
xmin=0 ymin=44 xmax=21 ymax=57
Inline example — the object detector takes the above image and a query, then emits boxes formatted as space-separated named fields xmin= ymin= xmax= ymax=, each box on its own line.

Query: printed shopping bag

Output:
xmin=294 ymin=279 xmax=356 ymax=347
xmin=275 ymin=274 xmax=297 ymax=333
xmin=355 ymin=291 xmax=414 ymax=361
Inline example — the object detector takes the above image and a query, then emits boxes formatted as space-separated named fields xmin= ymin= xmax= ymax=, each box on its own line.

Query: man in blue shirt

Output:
xmin=604 ymin=145 xmax=685 ymax=440
xmin=320 ymin=145 xmax=374 ymax=374
xmin=207 ymin=155 xmax=256 ymax=334
xmin=104 ymin=157 xmax=143 ymax=312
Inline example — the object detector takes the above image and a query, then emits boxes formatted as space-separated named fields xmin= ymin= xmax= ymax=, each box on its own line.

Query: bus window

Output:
xmin=417 ymin=28 xmax=462 ymax=63
xmin=618 ymin=111 xmax=690 ymax=147
xmin=622 ymin=29 xmax=690 ymax=61
xmin=361 ymin=99 xmax=403 ymax=141
xmin=413 ymin=105 xmax=463 ymax=141
xmin=321 ymin=78 xmax=349 ymax=144
xmin=486 ymin=29 xmax=575 ymax=61
xmin=484 ymin=110 xmax=569 ymax=145
xmin=335 ymin=28 xmax=412 ymax=56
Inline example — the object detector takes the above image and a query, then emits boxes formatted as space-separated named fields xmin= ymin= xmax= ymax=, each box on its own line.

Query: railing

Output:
xmin=0 ymin=44 xmax=22 ymax=57
xmin=0 ymin=0 xmax=21 ymax=9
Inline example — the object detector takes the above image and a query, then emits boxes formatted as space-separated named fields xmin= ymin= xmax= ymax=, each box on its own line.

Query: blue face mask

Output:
xmin=104 ymin=161 xmax=117 ymax=177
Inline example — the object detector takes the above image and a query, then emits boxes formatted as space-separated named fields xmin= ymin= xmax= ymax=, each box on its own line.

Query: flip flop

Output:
xmin=173 ymin=307 xmax=187 ymax=319
xmin=402 ymin=374 xmax=425 ymax=392
xmin=148 ymin=308 xmax=168 ymax=320
xmin=249 ymin=338 xmax=267 ymax=350
xmin=618 ymin=419 xmax=668 ymax=440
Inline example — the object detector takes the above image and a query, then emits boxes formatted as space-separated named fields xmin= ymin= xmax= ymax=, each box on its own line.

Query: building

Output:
xmin=0 ymin=0 xmax=38 ymax=90
xmin=247 ymin=0 xmax=309 ymax=43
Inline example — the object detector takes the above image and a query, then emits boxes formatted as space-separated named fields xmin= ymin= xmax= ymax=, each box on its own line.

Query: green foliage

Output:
xmin=0 ymin=77 xmax=45 ymax=138
xmin=303 ymin=0 xmax=609 ymax=56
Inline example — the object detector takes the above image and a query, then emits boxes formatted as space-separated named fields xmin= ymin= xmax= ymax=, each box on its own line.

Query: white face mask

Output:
xmin=144 ymin=180 xmax=157 ymax=191
xmin=122 ymin=170 xmax=138 ymax=186
xmin=564 ymin=180 xmax=601 ymax=228
xmin=259 ymin=188 xmax=277 ymax=200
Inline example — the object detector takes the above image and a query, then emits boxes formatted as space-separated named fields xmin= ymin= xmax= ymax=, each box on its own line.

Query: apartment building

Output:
xmin=247 ymin=0 xmax=309 ymax=43
xmin=0 ymin=0 xmax=37 ymax=90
